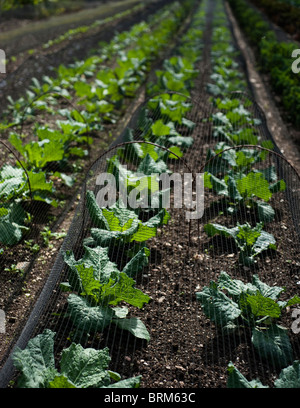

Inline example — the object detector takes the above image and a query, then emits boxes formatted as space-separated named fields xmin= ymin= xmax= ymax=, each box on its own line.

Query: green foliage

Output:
xmin=0 ymin=201 xmax=29 ymax=246
xmin=0 ymin=164 xmax=55 ymax=245
xmin=9 ymin=123 xmax=90 ymax=170
xmin=64 ymin=244 xmax=149 ymax=291
xmin=0 ymin=165 xmax=27 ymax=200
xmin=40 ymin=226 xmax=66 ymax=247
xmin=147 ymin=93 xmax=193 ymax=125
xmin=227 ymin=360 xmax=300 ymax=388
xmin=2 ymin=0 xmax=200 ymax=389
xmin=227 ymin=362 xmax=269 ymax=388
xmin=85 ymin=191 xmax=170 ymax=246
xmin=12 ymin=329 xmax=141 ymax=388
xmin=204 ymin=222 xmax=276 ymax=266
xmin=228 ymin=0 xmax=300 ymax=128
xmin=0 ymin=1 xmax=188 ymax=250
xmin=1 ymin=0 xmax=57 ymax=12
xmin=196 ymin=272 xmax=300 ymax=368
xmin=62 ymin=241 xmax=151 ymax=341
xmin=67 ymin=291 xmax=150 ymax=341
xmin=204 ymin=166 xmax=285 ymax=223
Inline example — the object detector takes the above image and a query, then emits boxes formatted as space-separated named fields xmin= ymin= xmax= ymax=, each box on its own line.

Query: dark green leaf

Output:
xmin=252 ymin=324 xmax=294 ymax=368
xmin=227 ymin=362 xmax=268 ymax=388
xmin=274 ymin=361 xmax=300 ymax=388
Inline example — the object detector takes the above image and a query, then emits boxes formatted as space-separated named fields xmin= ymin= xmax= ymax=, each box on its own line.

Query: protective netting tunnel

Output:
xmin=0 ymin=86 xmax=97 ymax=371
xmin=0 ymin=90 xmax=300 ymax=388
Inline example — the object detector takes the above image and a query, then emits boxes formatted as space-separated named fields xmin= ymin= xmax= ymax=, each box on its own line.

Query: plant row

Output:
xmin=228 ymin=0 xmax=300 ymax=128
xmin=9 ymin=0 xmax=207 ymax=388
xmin=0 ymin=1 xmax=187 ymax=258
xmin=0 ymin=0 xmax=81 ymax=15
xmin=8 ymin=0 xmax=300 ymax=389
xmin=248 ymin=0 xmax=300 ymax=40
xmin=5 ymin=3 xmax=144 ymax=68
xmin=196 ymin=0 xmax=300 ymax=388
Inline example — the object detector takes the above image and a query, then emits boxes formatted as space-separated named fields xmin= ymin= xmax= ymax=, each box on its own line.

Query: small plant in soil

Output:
xmin=196 ymin=271 xmax=300 ymax=369
xmin=204 ymin=161 xmax=286 ymax=223
xmin=62 ymin=244 xmax=151 ymax=342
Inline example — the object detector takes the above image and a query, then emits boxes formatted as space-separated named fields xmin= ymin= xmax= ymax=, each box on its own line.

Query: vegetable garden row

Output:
xmin=2 ymin=2 xmax=144 ymax=79
xmin=0 ymin=0 xmax=188 ymax=317
xmin=228 ymin=0 xmax=300 ymax=128
xmin=0 ymin=0 xmax=300 ymax=389
xmin=0 ymin=0 xmax=199 ymax=387
xmin=246 ymin=0 xmax=300 ymax=40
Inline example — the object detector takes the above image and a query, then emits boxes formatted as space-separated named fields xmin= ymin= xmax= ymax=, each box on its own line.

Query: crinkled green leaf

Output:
xmin=122 ymin=246 xmax=150 ymax=278
xmin=196 ymin=283 xmax=241 ymax=329
xmin=67 ymin=294 xmax=148 ymax=340
xmin=25 ymin=139 xmax=65 ymax=168
xmin=75 ymin=264 xmax=102 ymax=301
xmin=204 ymin=172 xmax=229 ymax=196
xmin=217 ymin=271 xmax=257 ymax=299
xmin=256 ymin=201 xmax=275 ymax=223
xmin=167 ymin=145 xmax=183 ymax=159
xmin=237 ymin=223 xmax=262 ymax=246
xmin=167 ymin=135 xmax=194 ymax=148
xmin=87 ymin=203 xmax=168 ymax=245
xmin=27 ymin=170 xmax=56 ymax=204
xmin=137 ymin=153 xmax=169 ymax=175
xmin=13 ymin=329 xmax=139 ymax=389
xmin=278 ymin=295 xmax=300 ymax=309
xmin=64 ymin=245 xmax=120 ymax=289
xmin=204 ymin=222 xmax=239 ymax=240
xmin=67 ymin=294 xmax=114 ymax=333
xmin=0 ymin=165 xmax=26 ymax=200
xmin=270 ymin=179 xmax=286 ymax=194
xmin=232 ymin=128 xmax=258 ymax=144
xmin=100 ymin=272 xmax=150 ymax=308
xmin=252 ymin=324 xmax=294 ymax=368
xmin=131 ymin=208 xmax=170 ymax=242
xmin=226 ymin=175 xmax=242 ymax=201
xmin=0 ymin=201 xmax=29 ymax=245
xmin=274 ymin=361 xmax=300 ymax=388
xmin=60 ymin=344 xmax=111 ymax=388
xmin=258 ymin=165 xmax=277 ymax=183
xmin=151 ymin=119 xmax=171 ymax=137
xmin=252 ymin=229 xmax=276 ymax=254
xmin=236 ymin=172 xmax=272 ymax=201
xmin=107 ymin=155 xmax=160 ymax=195
xmin=245 ymin=292 xmax=281 ymax=318
xmin=251 ymin=274 xmax=284 ymax=300
xmin=113 ymin=306 xmax=129 ymax=319
xmin=205 ymin=222 xmax=276 ymax=265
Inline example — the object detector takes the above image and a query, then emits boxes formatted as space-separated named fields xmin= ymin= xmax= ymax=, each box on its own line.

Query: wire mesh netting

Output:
xmin=0 ymin=140 xmax=36 ymax=308
xmin=0 ymin=0 xmax=173 ymax=110
xmin=0 ymin=88 xmax=299 ymax=388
